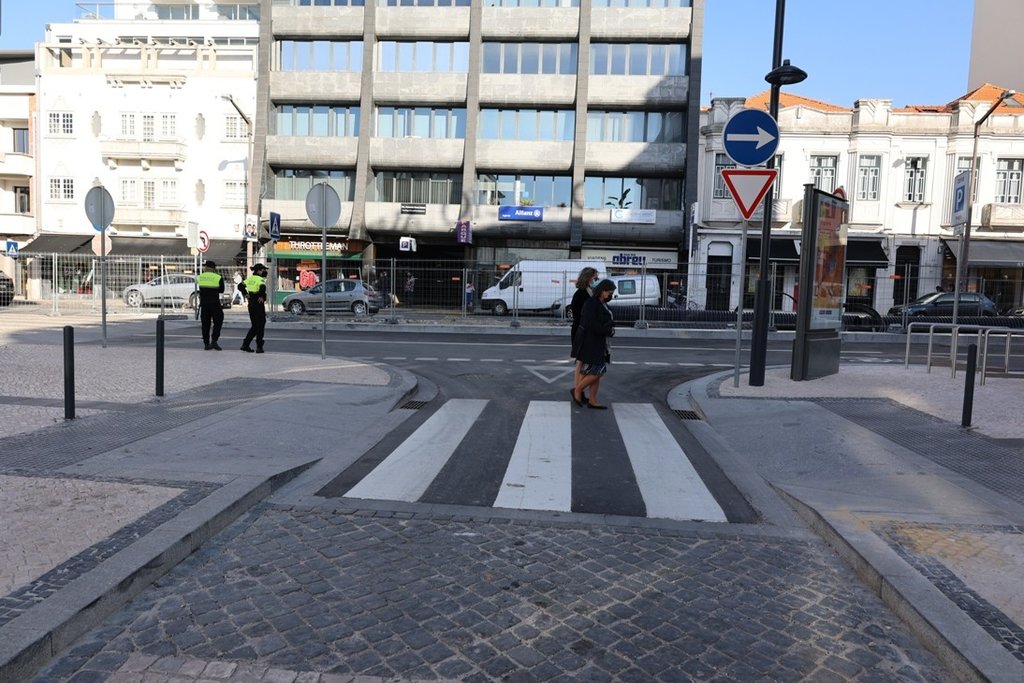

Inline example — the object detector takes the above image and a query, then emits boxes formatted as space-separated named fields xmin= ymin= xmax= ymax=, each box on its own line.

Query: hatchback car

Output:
xmin=282 ymin=279 xmax=381 ymax=316
xmin=123 ymin=275 xmax=232 ymax=309
xmin=887 ymin=291 xmax=998 ymax=317
xmin=0 ymin=271 xmax=14 ymax=306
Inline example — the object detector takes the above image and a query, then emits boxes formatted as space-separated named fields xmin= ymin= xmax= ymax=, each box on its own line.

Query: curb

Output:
xmin=775 ymin=485 xmax=1024 ymax=683
xmin=0 ymin=462 xmax=316 ymax=683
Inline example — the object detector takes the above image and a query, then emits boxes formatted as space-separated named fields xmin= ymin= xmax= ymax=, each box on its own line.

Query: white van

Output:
xmin=480 ymin=260 xmax=605 ymax=315
xmin=553 ymin=273 xmax=661 ymax=318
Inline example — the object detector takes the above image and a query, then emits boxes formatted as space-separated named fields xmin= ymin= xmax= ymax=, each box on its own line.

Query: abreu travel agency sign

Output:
xmin=582 ymin=248 xmax=678 ymax=270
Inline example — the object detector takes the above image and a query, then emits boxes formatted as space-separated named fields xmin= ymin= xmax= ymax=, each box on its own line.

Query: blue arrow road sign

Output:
xmin=722 ymin=109 xmax=780 ymax=167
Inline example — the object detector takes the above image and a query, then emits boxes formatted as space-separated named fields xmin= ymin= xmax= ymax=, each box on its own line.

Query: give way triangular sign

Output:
xmin=721 ymin=169 xmax=778 ymax=220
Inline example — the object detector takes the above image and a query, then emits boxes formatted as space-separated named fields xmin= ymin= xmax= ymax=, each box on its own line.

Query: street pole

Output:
xmin=748 ymin=0 xmax=787 ymax=387
xmin=953 ymin=89 xmax=1014 ymax=324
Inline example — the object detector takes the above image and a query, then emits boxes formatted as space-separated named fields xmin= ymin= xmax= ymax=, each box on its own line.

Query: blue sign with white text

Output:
xmin=723 ymin=109 xmax=779 ymax=167
xmin=498 ymin=206 xmax=544 ymax=222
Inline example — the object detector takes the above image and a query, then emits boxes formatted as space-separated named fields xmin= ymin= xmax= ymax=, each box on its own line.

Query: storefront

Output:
xmin=267 ymin=237 xmax=367 ymax=306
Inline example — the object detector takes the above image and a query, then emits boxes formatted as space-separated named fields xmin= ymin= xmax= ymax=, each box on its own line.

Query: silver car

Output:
xmin=282 ymin=279 xmax=381 ymax=316
xmin=123 ymin=275 xmax=232 ymax=309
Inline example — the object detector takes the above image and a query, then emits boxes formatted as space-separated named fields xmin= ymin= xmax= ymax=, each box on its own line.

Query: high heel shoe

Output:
xmin=586 ymin=403 xmax=608 ymax=410
xmin=569 ymin=389 xmax=583 ymax=407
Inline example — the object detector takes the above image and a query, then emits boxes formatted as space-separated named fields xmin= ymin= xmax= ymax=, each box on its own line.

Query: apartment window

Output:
xmin=590 ymin=43 xmax=685 ymax=76
xmin=49 ymin=177 xmax=74 ymax=201
xmin=810 ymin=155 xmax=837 ymax=193
xmin=583 ymin=175 xmax=682 ymax=210
xmin=378 ymin=42 xmax=470 ymax=73
xmin=161 ymin=114 xmax=177 ymax=138
xmin=278 ymin=40 xmax=364 ymax=72
xmin=154 ymin=4 xmax=199 ymax=20
xmin=591 ymin=0 xmax=689 ymax=5
xmin=216 ymin=3 xmax=260 ymax=19
xmin=160 ymin=180 xmax=178 ymax=204
xmin=903 ymin=156 xmax=927 ymax=202
xmin=299 ymin=0 xmax=366 ymax=5
xmin=276 ymin=105 xmax=360 ymax=137
xmin=995 ymin=158 xmax=1024 ymax=204
xmin=955 ymin=156 xmax=978 ymax=202
xmin=143 ymin=180 xmax=156 ymax=209
xmin=476 ymin=174 xmax=572 ymax=207
xmin=12 ymin=128 xmax=29 ymax=154
xmin=121 ymin=179 xmax=137 ymax=203
xmin=121 ymin=113 xmax=136 ymax=137
xmin=14 ymin=186 xmax=30 ymax=213
xmin=713 ymin=153 xmax=735 ymax=199
xmin=376 ymin=172 xmax=462 ymax=204
xmin=48 ymin=112 xmax=73 ymax=136
xmin=375 ymin=107 xmax=466 ymax=139
xmin=224 ymin=180 xmax=246 ymax=205
xmin=482 ymin=42 xmax=577 ymax=75
xmin=272 ymin=169 xmax=353 ymax=202
xmin=142 ymin=114 xmax=155 ymax=142
xmin=479 ymin=109 xmax=574 ymax=141
xmin=856 ymin=155 xmax=880 ymax=201
xmin=380 ymin=0 xmax=468 ymax=5
xmin=226 ymin=115 xmax=248 ymax=139
xmin=586 ymin=110 xmax=684 ymax=143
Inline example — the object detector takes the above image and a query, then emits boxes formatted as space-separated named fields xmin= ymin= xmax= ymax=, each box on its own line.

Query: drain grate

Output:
xmin=401 ymin=400 xmax=429 ymax=410
xmin=674 ymin=409 xmax=702 ymax=421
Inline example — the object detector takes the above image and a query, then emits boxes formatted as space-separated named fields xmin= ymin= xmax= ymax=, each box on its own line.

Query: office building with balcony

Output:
xmin=694 ymin=85 xmax=1024 ymax=316
xmin=255 ymin=0 xmax=703 ymax=277
xmin=29 ymin=0 xmax=259 ymax=265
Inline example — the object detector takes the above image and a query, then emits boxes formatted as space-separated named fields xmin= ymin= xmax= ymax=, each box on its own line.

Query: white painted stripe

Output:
xmin=616 ymin=361 xmax=637 ymax=365
xmin=481 ymin=359 xmax=502 ymax=362
xmin=448 ymin=358 xmax=471 ymax=361
xmin=493 ymin=401 xmax=571 ymax=512
xmin=414 ymin=357 xmax=439 ymax=361
xmin=345 ymin=399 xmax=488 ymax=502
xmin=644 ymin=362 xmax=671 ymax=366
xmin=383 ymin=356 xmax=406 ymax=360
xmin=613 ymin=403 xmax=727 ymax=522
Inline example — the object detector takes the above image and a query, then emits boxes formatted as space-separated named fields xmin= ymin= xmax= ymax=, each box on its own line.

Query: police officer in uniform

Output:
xmin=239 ymin=263 xmax=268 ymax=353
xmin=197 ymin=260 xmax=225 ymax=350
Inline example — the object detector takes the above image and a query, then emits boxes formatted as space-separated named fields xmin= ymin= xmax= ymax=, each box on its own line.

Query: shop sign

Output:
xmin=401 ymin=203 xmax=427 ymax=215
xmin=275 ymin=239 xmax=358 ymax=255
xmin=581 ymin=248 xmax=678 ymax=270
xmin=609 ymin=208 xmax=657 ymax=224
xmin=498 ymin=206 xmax=544 ymax=221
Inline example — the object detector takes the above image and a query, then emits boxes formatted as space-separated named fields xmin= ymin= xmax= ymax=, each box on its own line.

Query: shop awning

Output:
xmin=746 ymin=238 xmax=799 ymax=262
xmin=845 ymin=240 xmax=889 ymax=267
xmin=942 ymin=238 xmax=1024 ymax=266
xmin=109 ymin=237 xmax=190 ymax=256
xmin=20 ymin=234 xmax=94 ymax=254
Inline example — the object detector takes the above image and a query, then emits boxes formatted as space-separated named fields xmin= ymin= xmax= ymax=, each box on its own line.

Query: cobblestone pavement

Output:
xmin=35 ymin=505 xmax=953 ymax=682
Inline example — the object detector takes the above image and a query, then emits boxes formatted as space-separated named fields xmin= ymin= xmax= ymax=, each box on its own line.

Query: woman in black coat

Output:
xmin=572 ymin=279 xmax=616 ymax=409
xmin=569 ymin=266 xmax=599 ymax=401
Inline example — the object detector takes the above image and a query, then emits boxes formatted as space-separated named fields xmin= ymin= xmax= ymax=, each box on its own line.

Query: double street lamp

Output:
xmin=952 ymin=88 xmax=1015 ymax=323
xmin=747 ymin=0 xmax=807 ymax=387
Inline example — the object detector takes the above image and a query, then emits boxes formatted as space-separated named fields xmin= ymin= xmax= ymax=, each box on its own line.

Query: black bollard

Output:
xmin=156 ymin=318 xmax=165 ymax=397
xmin=962 ymin=343 xmax=977 ymax=428
xmin=63 ymin=325 xmax=75 ymax=420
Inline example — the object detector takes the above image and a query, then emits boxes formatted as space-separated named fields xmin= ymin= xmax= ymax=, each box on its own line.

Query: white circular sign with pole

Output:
xmin=197 ymin=230 xmax=210 ymax=253
xmin=304 ymin=182 xmax=342 ymax=360
xmin=84 ymin=185 xmax=115 ymax=348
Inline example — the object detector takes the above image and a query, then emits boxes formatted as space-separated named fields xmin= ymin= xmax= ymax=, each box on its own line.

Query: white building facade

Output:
xmin=30 ymin=0 xmax=259 ymax=264
xmin=0 ymin=52 xmax=36 ymax=281
xmin=694 ymin=86 xmax=1024 ymax=316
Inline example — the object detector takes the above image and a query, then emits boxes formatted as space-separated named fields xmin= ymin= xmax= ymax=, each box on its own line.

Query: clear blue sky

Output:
xmin=1 ymin=0 xmax=976 ymax=107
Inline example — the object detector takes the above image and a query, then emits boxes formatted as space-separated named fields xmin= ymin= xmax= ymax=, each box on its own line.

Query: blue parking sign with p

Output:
xmin=952 ymin=171 xmax=970 ymax=225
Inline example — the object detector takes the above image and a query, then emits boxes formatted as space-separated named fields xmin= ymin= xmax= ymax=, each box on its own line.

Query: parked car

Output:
xmin=123 ymin=275 xmax=232 ymax=309
xmin=0 ymin=270 xmax=14 ymax=306
xmin=282 ymin=279 xmax=381 ymax=316
xmin=887 ymin=291 xmax=998 ymax=317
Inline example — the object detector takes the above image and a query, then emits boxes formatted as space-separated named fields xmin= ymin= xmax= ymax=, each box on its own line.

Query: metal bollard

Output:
xmin=961 ymin=343 xmax=977 ymax=428
xmin=156 ymin=318 xmax=165 ymax=397
xmin=63 ymin=326 xmax=75 ymax=420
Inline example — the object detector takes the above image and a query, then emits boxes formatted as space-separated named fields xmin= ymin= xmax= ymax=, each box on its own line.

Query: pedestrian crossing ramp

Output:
xmin=318 ymin=398 xmax=740 ymax=523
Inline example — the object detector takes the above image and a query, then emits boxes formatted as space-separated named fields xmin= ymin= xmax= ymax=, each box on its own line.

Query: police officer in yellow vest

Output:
xmin=197 ymin=260 xmax=225 ymax=350
xmin=239 ymin=263 xmax=268 ymax=353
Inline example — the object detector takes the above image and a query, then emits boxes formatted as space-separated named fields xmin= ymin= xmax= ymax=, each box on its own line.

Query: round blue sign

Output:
xmin=722 ymin=109 xmax=780 ymax=167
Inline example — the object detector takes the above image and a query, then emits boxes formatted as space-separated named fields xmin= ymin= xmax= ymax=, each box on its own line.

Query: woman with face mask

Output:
xmin=572 ymin=278 xmax=616 ymax=409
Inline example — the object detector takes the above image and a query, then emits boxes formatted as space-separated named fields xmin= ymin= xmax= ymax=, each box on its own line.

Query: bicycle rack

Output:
xmin=905 ymin=322 xmax=1021 ymax=384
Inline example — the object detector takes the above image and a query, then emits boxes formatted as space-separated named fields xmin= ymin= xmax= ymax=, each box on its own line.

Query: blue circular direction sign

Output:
xmin=722 ymin=108 xmax=780 ymax=167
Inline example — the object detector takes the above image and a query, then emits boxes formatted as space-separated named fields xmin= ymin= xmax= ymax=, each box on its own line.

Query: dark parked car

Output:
xmin=887 ymin=291 xmax=998 ymax=317
xmin=0 ymin=270 xmax=13 ymax=306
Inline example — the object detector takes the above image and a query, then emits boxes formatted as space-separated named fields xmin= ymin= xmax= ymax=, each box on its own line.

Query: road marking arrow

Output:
xmin=725 ymin=126 xmax=776 ymax=149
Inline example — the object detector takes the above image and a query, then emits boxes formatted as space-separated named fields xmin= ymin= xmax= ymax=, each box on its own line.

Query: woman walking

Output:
xmin=572 ymin=278 xmax=616 ymax=409
xmin=568 ymin=266 xmax=599 ymax=403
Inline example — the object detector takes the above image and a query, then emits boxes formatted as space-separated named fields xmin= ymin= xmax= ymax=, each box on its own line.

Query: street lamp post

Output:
xmin=953 ymin=89 xmax=1015 ymax=323
xmin=747 ymin=0 xmax=806 ymax=387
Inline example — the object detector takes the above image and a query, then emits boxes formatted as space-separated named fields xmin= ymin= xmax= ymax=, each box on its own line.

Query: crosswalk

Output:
xmin=323 ymin=398 xmax=728 ymax=523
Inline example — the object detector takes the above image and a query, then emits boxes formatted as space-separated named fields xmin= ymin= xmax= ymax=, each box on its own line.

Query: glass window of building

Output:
xmin=278 ymin=41 xmax=363 ymax=71
xmin=996 ymin=158 xmax=1024 ymax=204
xmin=713 ymin=153 xmax=734 ymax=199
xmin=856 ymin=155 xmax=880 ymax=201
xmin=810 ymin=155 xmax=837 ymax=193
xmin=591 ymin=43 xmax=685 ymax=76
xmin=583 ymin=175 xmax=681 ymax=209
xmin=375 ymin=107 xmax=466 ymax=139
xmin=521 ymin=43 xmax=540 ymax=74
xmin=476 ymin=174 xmax=572 ymax=206
xmin=902 ymin=156 xmax=927 ymax=202
xmin=14 ymin=186 xmax=29 ymax=213
xmin=375 ymin=172 xmax=461 ymax=204
xmin=274 ymin=169 xmax=354 ymax=201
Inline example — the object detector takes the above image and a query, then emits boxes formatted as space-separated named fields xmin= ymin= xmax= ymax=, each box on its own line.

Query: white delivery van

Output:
xmin=480 ymin=260 xmax=605 ymax=315
xmin=552 ymin=273 xmax=661 ymax=318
